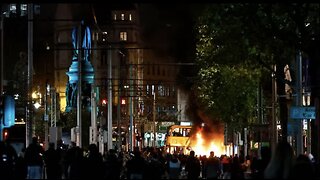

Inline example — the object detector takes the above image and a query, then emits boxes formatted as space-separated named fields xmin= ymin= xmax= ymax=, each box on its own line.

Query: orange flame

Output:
xmin=190 ymin=128 xmax=226 ymax=157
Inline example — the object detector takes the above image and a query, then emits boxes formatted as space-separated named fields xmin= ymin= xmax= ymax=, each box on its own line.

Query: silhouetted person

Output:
xmin=43 ymin=142 xmax=60 ymax=179
xmin=83 ymin=144 xmax=104 ymax=179
xmin=24 ymin=137 xmax=44 ymax=179
xmin=64 ymin=142 xmax=76 ymax=178
xmin=230 ymin=155 xmax=244 ymax=179
xmin=251 ymin=146 xmax=271 ymax=179
xmin=126 ymin=147 xmax=147 ymax=179
xmin=145 ymin=151 xmax=164 ymax=179
xmin=205 ymin=151 xmax=221 ymax=179
xmin=185 ymin=150 xmax=201 ymax=179
xmin=68 ymin=146 xmax=85 ymax=179
xmin=104 ymin=149 xmax=122 ymax=179
xmin=0 ymin=140 xmax=18 ymax=179
xmin=15 ymin=148 xmax=27 ymax=179
xmin=290 ymin=154 xmax=315 ymax=179
xmin=264 ymin=141 xmax=295 ymax=179
xmin=167 ymin=153 xmax=182 ymax=179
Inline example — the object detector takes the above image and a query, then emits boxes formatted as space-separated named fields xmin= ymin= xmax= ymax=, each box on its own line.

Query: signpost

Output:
xmin=290 ymin=106 xmax=316 ymax=119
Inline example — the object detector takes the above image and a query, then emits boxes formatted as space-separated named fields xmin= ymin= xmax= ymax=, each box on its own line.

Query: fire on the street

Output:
xmin=189 ymin=129 xmax=226 ymax=157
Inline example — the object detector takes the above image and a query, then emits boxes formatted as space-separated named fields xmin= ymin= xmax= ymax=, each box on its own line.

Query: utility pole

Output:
xmin=90 ymin=85 xmax=97 ymax=144
xmin=107 ymin=46 xmax=113 ymax=151
xmin=44 ymin=82 xmax=49 ymax=150
xmin=296 ymin=50 xmax=303 ymax=155
xmin=153 ymin=92 xmax=156 ymax=147
xmin=0 ymin=9 xmax=4 ymax=142
xmin=129 ymin=64 xmax=134 ymax=151
xmin=26 ymin=3 xmax=34 ymax=147
xmin=271 ymin=64 xmax=277 ymax=153
xmin=0 ymin=13 xmax=3 ymax=96
xmin=76 ymin=22 xmax=82 ymax=148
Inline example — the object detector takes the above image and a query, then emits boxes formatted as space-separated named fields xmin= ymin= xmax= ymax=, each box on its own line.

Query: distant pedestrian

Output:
xmin=83 ymin=144 xmax=104 ymax=179
xmin=290 ymin=154 xmax=315 ymax=179
xmin=104 ymin=149 xmax=122 ymax=179
xmin=43 ymin=143 xmax=60 ymax=179
xmin=0 ymin=140 xmax=18 ymax=179
xmin=126 ymin=147 xmax=147 ymax=179
xmin=24 ymin=137 xmax=44 ymax=179
xmin=264 ymin=141 xmax=295 ymax=179
xmin=185 ymin=150 xmax=201 ymax=179
xmin=251 ymin=146 xmax=271 ymax=179
xmin=68 ymin=146 xmax=85 ymax=179
xmin=167 ymin=153 xmax=181 ymax=179
xmin=15 ymin=148 xmax=27 ymax=179
xmin=204 ymin=151 xmax=221 ymax=179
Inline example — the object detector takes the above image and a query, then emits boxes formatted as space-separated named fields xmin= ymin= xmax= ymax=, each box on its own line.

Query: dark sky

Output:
xmin=3 ymin=3 xmax=206 ymax=87
xmin=92 ymin=3 xmax=206 ymax=61
xmin=139 ymin=3 xmax=205 ymax=61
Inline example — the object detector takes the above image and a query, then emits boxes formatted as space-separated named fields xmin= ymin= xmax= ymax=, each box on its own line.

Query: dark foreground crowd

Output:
xmin=0 ymin=137 xmax=319 ymax=179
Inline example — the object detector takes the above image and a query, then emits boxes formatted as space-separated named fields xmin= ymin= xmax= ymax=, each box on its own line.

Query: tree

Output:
xmin=59 ymin=111 xmax=77 ymax=132
xmin=193 ymin=3 xmax=319 ymax=141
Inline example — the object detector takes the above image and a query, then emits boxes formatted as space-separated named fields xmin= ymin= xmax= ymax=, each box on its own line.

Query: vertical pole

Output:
xmin=244 ymin=127 xmax=247 ymax=157
xmin=257 ymin=84 xmax=261 ymax=157
xmin=271 ymin=65 xmax=277 ymax=153
xmin=129 ymin=64 xmax=134 ymax=151
xmin=296 ymin=50 xmax=303 ymax=155
xmin=153 ymin=92 xmax=156 ymax=147
xmin=26 ymin=3 xmax=34 ymax=147
xmin=117 ymin=88 xmax=121 ymax=151
xmin=307 ymin=119 xmax=311 ymax=154
xmin=44 ymin=82 xmax=49 ymax=150
xmin=0 ymin=13 xmax=4 ymax=141
xmin=0 ymin=14 xmax=3 ymax=95
xmin=107 ymin=46 xmax=113 ymax=150
xmin=0 ymin=14 xmax=3 ymax=142
xmin=117 ymin=54 xmax=122 ymax=151
xmin=90 ymin=85 xmax=97 ymax=144
xmin=77 ymin=23 xmax=82 ymax=148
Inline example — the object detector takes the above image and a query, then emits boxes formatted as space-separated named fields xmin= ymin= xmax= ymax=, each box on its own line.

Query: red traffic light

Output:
xmin=121 ymin=99 xmax=126 ymax=105
xmin=102 ymin=99 xmax=108 ymax=105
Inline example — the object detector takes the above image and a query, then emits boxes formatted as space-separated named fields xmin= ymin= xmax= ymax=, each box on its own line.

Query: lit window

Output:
xmin=21 ymin=4 xmax=27 ymax=11
xmin=121 ymin=13 xmax=125 ymax=20
xmin=120 ymin=32 xmax=127 ymax=41
xmin=129 ymin=14 xmax=132 ymax=21
xmin=10 ymin=4 xmax=17 ymax=14
xmin=102 ymin=31 xmax=107 ymax=42
xmin=146 ymin=84 xmax=150 ymax=95
xmin=114 ymin=14 xmax=117 ymax=20
xmin=20 ymin=4 xmax=27 ymax=16
xmin=10 ymin=4 xmax=16 ymax=11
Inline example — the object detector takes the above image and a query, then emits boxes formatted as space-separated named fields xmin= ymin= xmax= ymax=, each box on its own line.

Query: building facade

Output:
xmin=53 ymin=4 xmax=182 ymax=149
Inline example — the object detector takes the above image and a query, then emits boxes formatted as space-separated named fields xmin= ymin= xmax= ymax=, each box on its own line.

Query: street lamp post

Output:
xmin=271 ymin=64 xmax=278 ymax=153
xmin=76 ymin=22 xmax=82 ymax=148
xmin=153 ymin=92 xmax=156 ymax=147
xmin=26 ymin=3 xmax=34 ymax=147
xmin=107 ymin=46 xmax=113 ymax=151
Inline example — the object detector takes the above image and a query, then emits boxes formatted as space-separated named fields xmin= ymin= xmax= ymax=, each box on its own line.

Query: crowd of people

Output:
xmin=0 ymin=138 xmax=318 ymax=179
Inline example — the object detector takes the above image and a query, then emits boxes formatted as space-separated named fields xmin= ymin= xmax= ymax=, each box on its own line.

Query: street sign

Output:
xmin=290 ymin=106 xmax=316 ymax=119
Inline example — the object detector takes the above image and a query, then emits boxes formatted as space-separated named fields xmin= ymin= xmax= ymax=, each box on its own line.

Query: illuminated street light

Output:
xmin=33 ymin=101 xmax=41 ymax=109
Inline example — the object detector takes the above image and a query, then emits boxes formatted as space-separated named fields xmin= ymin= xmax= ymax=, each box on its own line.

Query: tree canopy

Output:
xmin=193 ymin=3 xmax=319 ymax=132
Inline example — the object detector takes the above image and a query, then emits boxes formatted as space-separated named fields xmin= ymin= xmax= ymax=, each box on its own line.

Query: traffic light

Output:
xmin=101 ymin=98 xmax=107 ymax=106
xmin=3 ymin=129 xmax=8 ymax=140
xmin=121 ymin=99 xmax=126 ymax=105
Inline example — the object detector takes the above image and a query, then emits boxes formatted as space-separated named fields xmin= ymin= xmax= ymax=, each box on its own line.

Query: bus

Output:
xmin=164 ymin=125 xmax=193 ymax=154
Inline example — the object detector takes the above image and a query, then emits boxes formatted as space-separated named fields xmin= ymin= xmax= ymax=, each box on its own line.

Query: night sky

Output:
xmin=3 ymin=3 xmax=206 ymax=89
